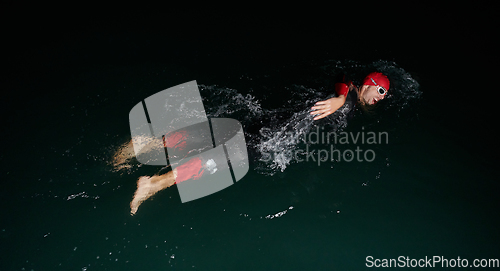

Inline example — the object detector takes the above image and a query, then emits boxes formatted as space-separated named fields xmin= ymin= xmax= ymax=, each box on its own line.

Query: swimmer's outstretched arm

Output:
xmin=310 ymin=95 xmax=347 ymax=120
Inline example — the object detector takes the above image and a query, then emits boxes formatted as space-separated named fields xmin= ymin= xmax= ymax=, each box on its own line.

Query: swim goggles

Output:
xmin=370 ymin=78 xmax=388 ymax=95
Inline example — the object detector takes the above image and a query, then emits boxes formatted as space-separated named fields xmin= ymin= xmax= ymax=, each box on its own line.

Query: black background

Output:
xmin=3 ymin=4 xmax=496 ymax=158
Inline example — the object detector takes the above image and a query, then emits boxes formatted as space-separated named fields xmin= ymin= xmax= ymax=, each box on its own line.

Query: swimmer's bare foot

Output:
xmin=130 ymin=170 xmax=176 ymax=215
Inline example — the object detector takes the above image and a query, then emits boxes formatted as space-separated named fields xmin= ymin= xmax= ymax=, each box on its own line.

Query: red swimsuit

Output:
xmin=175 ymin=157 xmax=205 ymax=184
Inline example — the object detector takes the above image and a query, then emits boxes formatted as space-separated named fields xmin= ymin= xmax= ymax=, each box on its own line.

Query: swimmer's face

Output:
xmin=361 ymin=85 xmax=387 ymax=105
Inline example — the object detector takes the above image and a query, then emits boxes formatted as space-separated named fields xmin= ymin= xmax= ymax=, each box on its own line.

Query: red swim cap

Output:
xmin=362 ymin=72 xmax=390 ymax=91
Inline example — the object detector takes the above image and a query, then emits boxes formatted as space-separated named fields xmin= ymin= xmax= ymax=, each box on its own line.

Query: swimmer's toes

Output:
xmin=130 ymin=200 xmax=140 ymax=216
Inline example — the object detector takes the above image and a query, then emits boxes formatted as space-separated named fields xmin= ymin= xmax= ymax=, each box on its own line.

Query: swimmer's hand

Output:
xmin=310 ymin=95 xmax=347 ymax=120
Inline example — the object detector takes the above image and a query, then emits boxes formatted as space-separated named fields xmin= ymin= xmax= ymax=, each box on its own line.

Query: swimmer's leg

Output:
xmin=129 ymin=157 xmax=206 ymax=215
xmin=130 ymin=170 xmax=177 ymax=215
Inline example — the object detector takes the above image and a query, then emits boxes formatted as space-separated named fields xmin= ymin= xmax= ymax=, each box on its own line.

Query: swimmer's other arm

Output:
xmin=310 ymin=95 xmax=347 ymax=120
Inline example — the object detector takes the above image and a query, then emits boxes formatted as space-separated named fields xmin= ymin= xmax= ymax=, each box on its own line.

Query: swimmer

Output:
xmin=310 ymin=72 xmax=390 ymax=120
xmin=128 ymin=72 xmax=390 ymax=214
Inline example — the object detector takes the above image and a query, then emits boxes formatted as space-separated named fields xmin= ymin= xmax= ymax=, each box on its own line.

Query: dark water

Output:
xmin=2 ymin=8 xmax=498 ymax=270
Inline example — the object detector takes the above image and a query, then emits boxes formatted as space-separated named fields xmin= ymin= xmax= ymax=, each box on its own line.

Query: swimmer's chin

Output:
xmin=361 ymin=98 xmax=378 ymax=106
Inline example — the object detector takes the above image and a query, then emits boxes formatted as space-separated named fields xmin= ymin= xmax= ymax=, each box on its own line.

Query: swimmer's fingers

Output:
xmin=313 ymin=113 xmax=330 ymax=120
xmin=311 ymin=97 xmax=343 ymax=120
xmin=310 ymin=101 xmax=327 ymax=110
xmin=310 ymin=106 xmax=324 ymax=112
xmin=313 ymin=111 xmax=332 ymax=120
xmin=311 ymin=108 xmax=329 ymax=115
xmin=310 ymin=104 xmax=330 ymax=113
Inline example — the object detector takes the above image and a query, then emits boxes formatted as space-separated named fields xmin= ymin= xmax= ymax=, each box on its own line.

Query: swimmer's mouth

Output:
xmin=372 ymin=98 xmax=378 ymax=105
